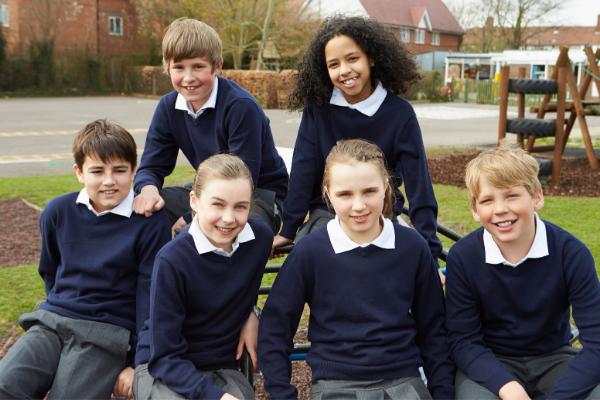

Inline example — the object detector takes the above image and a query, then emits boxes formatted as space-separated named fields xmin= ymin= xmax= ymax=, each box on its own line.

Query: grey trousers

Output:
xmin=294 ymin=209 xmax=409 ymax=243
xmin=161 ymin=184 xmax=283 ymax=236
xmin=310 ymin=377 xmax=432 ymax=400
xmin=0 ymin=310 xmax=130 ymax=400
xmin=133 ymin=363 xmax=255 ymax=400
xmin=455 ymin=346 xmax=600 ymax=400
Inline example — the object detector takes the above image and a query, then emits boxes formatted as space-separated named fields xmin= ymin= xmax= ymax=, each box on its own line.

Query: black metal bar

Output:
xmin=274 ymin=244 xmax=294 ymax=254
xmin=264 ymin=264 xmax=282 ymax=273
xmin=258 ymin=286 xmax=271 ymax=295
xmin=402 ymin=205 xmax=463 ymax=243
xmin=292 ymin=344 xmax=311 ymax=354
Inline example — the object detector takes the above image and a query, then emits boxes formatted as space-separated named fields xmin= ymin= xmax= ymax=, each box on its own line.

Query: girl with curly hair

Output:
xmin=272 ymin=15 xmax=443 ymax=279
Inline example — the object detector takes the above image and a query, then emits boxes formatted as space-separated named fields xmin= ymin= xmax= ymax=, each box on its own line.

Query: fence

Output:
xmin=449 ymin=78 xmax=562 ymax=107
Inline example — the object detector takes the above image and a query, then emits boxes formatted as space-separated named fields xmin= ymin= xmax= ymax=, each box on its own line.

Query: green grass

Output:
xmin=0 ymin=266 xmax=46 ymax=337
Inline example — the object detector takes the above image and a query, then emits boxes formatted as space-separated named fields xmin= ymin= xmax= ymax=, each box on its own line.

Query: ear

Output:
xmin=189 ymin=190 xmax=199 ymax=214
xmin=533 ymin=188 xmax=544 ymax=211
xmin=130 ymin=164 xmax=137 ymax=182
xmin=471 ymin=206 xmax=482 ymax=223
xmin=214 ymin=60 xmax=223 ymax=76
xmin=74 ymin=164 xmax=85 ymax=184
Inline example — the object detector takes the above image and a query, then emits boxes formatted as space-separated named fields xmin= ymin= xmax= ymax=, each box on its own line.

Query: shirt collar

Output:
xmin=175 ymin=77 xmax=219 ymax=119
xmin=329 ymin=81 xmax=387 ymax=117
xmin=483 ymin=213 xmax=548 ymax=267
xmin=327 ymin=215 xmax=395 ymax=254
xmin=188 ymin=217 xmax=255 ymax=257
xmin=76 ymin=188 xmax=134 ymax=218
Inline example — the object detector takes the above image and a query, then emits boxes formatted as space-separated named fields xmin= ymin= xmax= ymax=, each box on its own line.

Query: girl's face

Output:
xmin=325 ymin=162 xmax=387 ymax=245
xmin=189 ymin=178 xmax=253 ymax=253
xmin=325 ymin=35 xmax=373 ymax=105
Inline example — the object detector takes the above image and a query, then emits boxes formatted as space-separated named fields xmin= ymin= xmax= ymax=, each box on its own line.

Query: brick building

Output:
xmin=304 ymin=0 xmax=465 ymax=54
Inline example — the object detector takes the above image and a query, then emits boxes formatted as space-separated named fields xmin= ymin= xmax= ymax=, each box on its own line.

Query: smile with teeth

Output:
xmin=342 ymin=77 xmax=357 ymax=84
xmin=102 ymin=190 xmax=117 ymax=194
xmin=216 ymin=226 xmax=234 ymax=232
xmin=495 ymin=220 xmax=515 ymax=227
xmin=350 ymin=213 xmax=370 ymax=222
xmin=185 ymin=86 xmax=197 ymax=90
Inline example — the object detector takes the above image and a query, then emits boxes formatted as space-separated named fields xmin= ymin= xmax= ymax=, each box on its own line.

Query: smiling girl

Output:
xmin=132 ymin=154 xmax=272 ymax=400
xmin=258 ymin=140 xmax=455 ymax=400
xmin=272 ymin=16 xmax=442 ymax=279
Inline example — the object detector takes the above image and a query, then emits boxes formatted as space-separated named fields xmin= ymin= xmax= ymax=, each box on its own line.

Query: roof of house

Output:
xmin=358 ymin=0 xmax=464 ymax=34
xmin=463 ymin=25 xmax=600 ymax=47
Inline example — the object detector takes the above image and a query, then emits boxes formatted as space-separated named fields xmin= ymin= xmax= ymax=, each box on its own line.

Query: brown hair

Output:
xmin=162 ymin=17 xmax=223 ymax=75
xmin=72 ymin=119 xmax=137 ymax=170
xmin=192 ymin=154 xmax=254 ymax=199
xmin=465 ymin=141 xmax=542 ymax=209
xmin=322 ymin=139 xmax=394 ymax=219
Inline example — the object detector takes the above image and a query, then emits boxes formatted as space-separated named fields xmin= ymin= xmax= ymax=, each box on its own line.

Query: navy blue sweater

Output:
xmin=134 ymin=78 xmax=289 ymax=200
xmin=446 ymin=222 xmax=600 ymax=399
xmin=258 ymin=224 xmax=455 ymax=400
xmin=38 ymin=192 xmax=171 ymax=361
xmin=279 ymin=93 xmax=442 ymax=260
xmin=146 ymin=219 xmax=272 ymax=400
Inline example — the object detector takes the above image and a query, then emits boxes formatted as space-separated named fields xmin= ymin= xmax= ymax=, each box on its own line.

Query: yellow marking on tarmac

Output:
xmin=0 ymin=128 xmax=148 ymax=137
xmin=0 ymin=149 xmax=145 ymax=163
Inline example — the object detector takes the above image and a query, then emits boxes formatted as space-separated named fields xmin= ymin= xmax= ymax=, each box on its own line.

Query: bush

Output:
xmin=404 ymin=70 xmax=451 ymax=102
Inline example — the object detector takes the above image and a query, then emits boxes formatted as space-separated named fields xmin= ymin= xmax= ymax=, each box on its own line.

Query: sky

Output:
xmin=442 ymin=0 xmax=600 ymax=27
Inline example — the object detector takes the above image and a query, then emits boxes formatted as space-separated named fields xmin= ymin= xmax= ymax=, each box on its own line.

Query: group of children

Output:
xmin=0 ymin=13 xmax=598 ymax=400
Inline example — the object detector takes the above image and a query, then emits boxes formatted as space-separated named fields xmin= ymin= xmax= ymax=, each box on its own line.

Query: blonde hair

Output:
xmin=465 ymin=141 xmax=542 ymax=209
xmin=322 ymin=139 xmax=394 ymax=219
xmin=162 ymin=18 xmax=223 ymax=75
xmin=192 ymin=154 xmax=254 ymax=199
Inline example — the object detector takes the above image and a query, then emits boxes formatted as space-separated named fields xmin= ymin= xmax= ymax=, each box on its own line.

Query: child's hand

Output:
xmin=236 ymin=312 xmax=259 ymax=371
xmin=438 ymin=268 xmax=446 ymax=286
xmin=113 ymin=366 xmax=134 ymax=399
xmin=499 ymin=381 xmax=531 ymax=400
xmin=132 ymin=185 xmax=165 ymax=217
xmin=271 ymin=235 xmax=293 ymax=259
xmin=172 ymin=216 xmax=188 ymax=238
xmin=220 ymin=394 xmax=240 ymax=400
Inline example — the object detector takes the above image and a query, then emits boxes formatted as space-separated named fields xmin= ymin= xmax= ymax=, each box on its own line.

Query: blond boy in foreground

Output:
xmin=446 ymin=144 xmax=600 ymax=400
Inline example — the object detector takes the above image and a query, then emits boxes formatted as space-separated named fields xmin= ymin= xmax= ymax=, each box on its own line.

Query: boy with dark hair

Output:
xmin=446 ymin=144 xmax=600 ymax=400
xmin=0 ymin=120 xmax=171 ymax=399
xmin=132 ymin=17 xmax=288 ymax=236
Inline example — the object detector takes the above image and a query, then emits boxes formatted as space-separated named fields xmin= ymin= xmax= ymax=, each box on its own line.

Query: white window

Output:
xmin=1 ymin=4 xmax=9 ymax=27
xmin=431 ymin=32 xmax=440 ymax=45
xmin=400 ymin=28 xmax=410 ymax=43
xmin=108 ymin=16 xmax=123 ymax=36
xmin=415 ymin=29 xmax=425 ymax=44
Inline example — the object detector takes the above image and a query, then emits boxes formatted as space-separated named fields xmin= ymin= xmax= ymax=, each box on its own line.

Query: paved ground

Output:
xmin=1 ymin=96 xmax=599 ymax=178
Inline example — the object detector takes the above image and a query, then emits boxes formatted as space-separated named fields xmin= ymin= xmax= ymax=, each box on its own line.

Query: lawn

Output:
xmin=1 ymin=168 xmax=598 ymax=338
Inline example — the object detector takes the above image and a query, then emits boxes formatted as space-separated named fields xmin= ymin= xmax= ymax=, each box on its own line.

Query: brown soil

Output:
xmin=0 ymin=199 xmax=42 ymax=268
xmin=427 ymin=152 xmax=600 ymax=197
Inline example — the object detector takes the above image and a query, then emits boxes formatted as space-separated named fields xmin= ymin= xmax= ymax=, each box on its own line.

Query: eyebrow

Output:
xmin=210 ymin=197 xmax=250 ymax=204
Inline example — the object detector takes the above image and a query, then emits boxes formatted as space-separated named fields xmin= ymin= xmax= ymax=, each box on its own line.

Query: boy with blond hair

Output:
xmin=0 ymin=120 xmax=171 ymax=399
xmin=132 ymin=18 xmax=288 ymax=236
xmin=446 ymin=144 xmax=600 ymax=400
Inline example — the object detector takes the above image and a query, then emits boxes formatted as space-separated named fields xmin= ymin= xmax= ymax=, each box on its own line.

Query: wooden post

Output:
xmin=537 ymin=46 xmax=570 ymax=119
xmin=564 ymin=63 xmax=599 ymax=169
xmin=152 ymin=73 xmax=157 ymax=96
xmin=584 ymin=47 xmax=600 ymax=100
xmin=517 ymin=67 xmax=527 ymax=147
xmin=552 ymin=67 xmax=567 ymax=185
xmin=498 ymin=66 xmax=509 ymax=143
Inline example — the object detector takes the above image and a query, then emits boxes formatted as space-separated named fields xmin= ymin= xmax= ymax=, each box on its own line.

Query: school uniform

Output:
xmin=132 ymin=217 xmax=272 ymax=400
xmin=258 ymin=217 xmax=455 ymax=400
xmin=0 ymin=189 xmax=171 ymax=399
xmin=279 ymin=83 xmax=440 ymax=260
xmin=134 ymin=77 xmax=289 ymax=234
xmin=446 ymin=214 xmax=600 ymax=399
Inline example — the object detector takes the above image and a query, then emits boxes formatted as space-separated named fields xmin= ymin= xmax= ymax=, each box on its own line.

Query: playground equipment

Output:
xmin=498 ymin=46 xmax=600 ymax=185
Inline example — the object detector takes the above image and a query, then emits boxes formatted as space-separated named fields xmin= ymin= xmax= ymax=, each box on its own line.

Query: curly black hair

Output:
xmin=288 ymin=14 xmax=421 ymax=111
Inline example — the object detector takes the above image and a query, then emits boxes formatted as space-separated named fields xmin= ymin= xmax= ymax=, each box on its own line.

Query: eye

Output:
xmin=213 ymin=202 xmax=223 ymax=207
xmin=349 ymin=56 xmax=358 ymax=61
xmin=508 ymin=194 xmax=519 ymax=198
xmin=327 ymin=62 xmax=338 ymax=69
xmin=235 ymin=205 xmax=247 ymax=210
xmin=480 ymin=199 xmax=491 ymax=204
xmin=365 ymin=189 xmax=375 ymax=194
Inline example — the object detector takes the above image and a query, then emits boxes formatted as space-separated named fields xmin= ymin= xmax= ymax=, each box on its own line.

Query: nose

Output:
xmin=340 ymin=61 xmax=352 ymax=77
xmin=183 ymin=68 xmax=196 ymax=83
xmin=493 ymin=199 xmax=508 ymax=214
xmin=352 ymin=196 xmax=366 ymax=212
xmin=221 ymin=208 xmax=235 ymax=224
xmin=103 ymin=172 xmax=116 ymax=186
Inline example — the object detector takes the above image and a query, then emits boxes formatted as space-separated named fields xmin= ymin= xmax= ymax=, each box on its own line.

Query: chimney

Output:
xmin=596 ymin=14 xmax=600 ymax=33
xmin=485 ymin=16 xmax=494 ymax=29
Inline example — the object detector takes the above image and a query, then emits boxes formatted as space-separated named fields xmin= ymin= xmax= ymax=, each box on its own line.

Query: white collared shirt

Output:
xmin=327 ymin=215 xmax=395 ymax=254
xmin=174 ymin=77 xmax=219 ymax=119
xmin=76 ymin=188 xmax=134 ymax=218
xmin=188 ymin=217 xmax=255 ymax=257
xmin=329 ymin=81 xmax=387 ymax=117
xmin=483 ymin=213 xmax=549 ymax=267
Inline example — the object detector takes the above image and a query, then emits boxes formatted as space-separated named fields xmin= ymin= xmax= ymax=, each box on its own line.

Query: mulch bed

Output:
xmin=427 ymin=151 xmax=600 ymax=197
xmin=0 ymin=150 xmax=597 ymax=397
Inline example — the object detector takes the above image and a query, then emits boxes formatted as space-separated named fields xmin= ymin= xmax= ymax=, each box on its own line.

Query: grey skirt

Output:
xmin=310 ymin=377 xmax=432 ymax=400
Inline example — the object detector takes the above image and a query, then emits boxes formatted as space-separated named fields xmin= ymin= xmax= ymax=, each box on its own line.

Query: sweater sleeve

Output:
xmin=134 ymin=99 xmax=181 ymax=193
xmin=394 ymin=115 xmax=443 ymax=261
xmin=133 ymin=212 xmax=171 ymax=366
xmin=548 ymin=240 xmax=600 ymax=399
xmin=147 ymin=258 xmax=226 ymax=400
xmin=38 ymin=204 xmax=60 ymax=295
xmin=411 ymin=246 xmax=456 ymax=400
xmin=279 ymin=105 xmax=317 ymax=240
xmin=258 ymin=251 xmax=307 ymax=399
xmin=445 ymin=249 xmax=516 ymax=395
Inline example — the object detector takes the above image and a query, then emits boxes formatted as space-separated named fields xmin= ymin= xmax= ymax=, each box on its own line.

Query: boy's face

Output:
xmin=472 ymin=176 xmax=544 ymax=248
xmin=169 ymin=56 xmax=223 ymax=113
xmin=74 ymin=155 xmax=135 ymax=214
